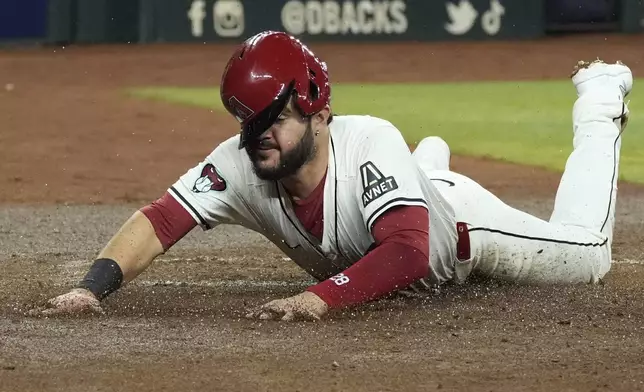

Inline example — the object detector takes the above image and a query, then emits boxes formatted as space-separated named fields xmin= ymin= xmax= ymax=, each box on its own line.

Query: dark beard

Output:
xmin=246 ymin=123 xmax=317 ymax=181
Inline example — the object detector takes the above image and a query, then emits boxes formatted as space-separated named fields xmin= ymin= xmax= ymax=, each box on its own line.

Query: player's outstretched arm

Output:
xmin=30 ymin=210 xmax=165 ymax=317
xmin=246 ymin=205 xmax=430 ymax=321
xmin=96 ymin=209 xmax=166 ymax=284
xmin=246 ymin=122 xmax=433 ymax=321
xmin=31 ymin=190 xmax=199 ymax=317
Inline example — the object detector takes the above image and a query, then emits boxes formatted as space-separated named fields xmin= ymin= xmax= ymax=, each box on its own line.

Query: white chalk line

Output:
xmin=62 ymin=256 xmax=643 ymax=266
xmin=134 ymin=279 xmax=313 ymax=289
xmin=25 ymin=254 xmax=644 ymax=269
xmin=58 ymin=256 xmax=644 ymax=275
xmin=613 ymin=259 xmax=644 ymax=265
xmin=50 ymin=257 xmax=644 ymax=288
xmin=117 ymin=259 xmax=644 ymax=289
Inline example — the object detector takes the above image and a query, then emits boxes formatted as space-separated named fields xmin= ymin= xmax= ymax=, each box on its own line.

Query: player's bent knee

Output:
xmin=416 ymin=136 xmax=449 ymax=153
xmin=413 ymin=137 xmax=451 ymax=171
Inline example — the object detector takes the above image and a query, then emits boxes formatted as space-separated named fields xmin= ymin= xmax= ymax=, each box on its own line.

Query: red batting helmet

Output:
xmin=219 ymin=31 xmax=331 ymax=149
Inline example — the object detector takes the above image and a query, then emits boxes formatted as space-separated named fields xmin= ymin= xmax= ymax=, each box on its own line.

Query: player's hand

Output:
xmin=28 ymin=288 xmax=104 ymax=317
xmin=245 ymin=291 xmax=329 ymax=322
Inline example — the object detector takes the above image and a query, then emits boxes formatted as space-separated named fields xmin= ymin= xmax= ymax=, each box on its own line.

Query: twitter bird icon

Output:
xmin=445 ymin=0 xmax=478 ymax=35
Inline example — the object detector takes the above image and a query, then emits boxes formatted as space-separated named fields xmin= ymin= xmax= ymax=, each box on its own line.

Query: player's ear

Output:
xmin=311 ymin=106 xmax=330 ymax=128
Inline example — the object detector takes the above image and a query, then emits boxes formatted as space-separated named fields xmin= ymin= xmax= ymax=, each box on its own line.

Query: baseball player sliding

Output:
xmin=35 ymin=31 xmax=633 ymax=321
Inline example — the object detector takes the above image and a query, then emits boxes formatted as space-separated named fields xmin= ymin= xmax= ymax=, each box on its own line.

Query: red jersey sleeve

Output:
xmin=307 ymin=205 xmax=429 ymax=308
xmin=140 ymin=191 xmax=198 ymax=251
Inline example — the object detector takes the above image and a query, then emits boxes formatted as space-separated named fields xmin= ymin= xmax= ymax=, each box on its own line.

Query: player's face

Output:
xmin=245 ymin=101 xmax=316 ymax=181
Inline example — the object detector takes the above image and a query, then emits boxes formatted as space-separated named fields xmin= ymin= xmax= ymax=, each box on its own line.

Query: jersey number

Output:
xmin=330 ymin=273 xmax=350 ymax=286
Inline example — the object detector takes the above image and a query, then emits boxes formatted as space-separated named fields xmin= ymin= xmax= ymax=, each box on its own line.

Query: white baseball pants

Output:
xmin=414 ymin=87 xmax=626 ymax=284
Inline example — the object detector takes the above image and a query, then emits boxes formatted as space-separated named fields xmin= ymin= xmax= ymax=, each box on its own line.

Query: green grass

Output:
xmin=128 ymin=81 xmax=644 ymax=184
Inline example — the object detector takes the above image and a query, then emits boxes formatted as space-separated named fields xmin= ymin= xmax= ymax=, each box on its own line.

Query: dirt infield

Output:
xmin=1 ymin=33 xmax=644 ymax=391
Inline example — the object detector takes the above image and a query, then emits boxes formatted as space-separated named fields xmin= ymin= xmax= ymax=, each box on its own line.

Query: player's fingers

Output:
xmin=36 ymin=300 xmax=103 ymax=317
xmin=39 ymin=306 xmax=102 ymax=317
xmin=245 ymin=303 xmax=271 ymax=319
xmin=258 ymin=311 xmax=274 ymax=320
xmin=26 ymin=307 xmax=47 ymax=317
xmin=281 ymin=311 xmax=295 ymax=322
xmin=259 ymin=300 xmax=281 ymax=311
xmin=45 ymin=297 xmax=62 ymax=308
xmin=45 ymin=293 xmax=81 ymax=309
xmin=245 ymin=309 xmax=264 ymax=319
xmin=295 ymin=310 xmax=320 ymax=322
xmin=89 ymin=303 xmax=105 ymax=315
xmin=258 ymin=304 xmax=280 ymax=315
xmin=39 ymin=307 xmax=70 ymax=317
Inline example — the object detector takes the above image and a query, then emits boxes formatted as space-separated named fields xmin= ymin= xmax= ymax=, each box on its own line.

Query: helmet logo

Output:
xmin=228 ymin=96 xmax=255 ymax=123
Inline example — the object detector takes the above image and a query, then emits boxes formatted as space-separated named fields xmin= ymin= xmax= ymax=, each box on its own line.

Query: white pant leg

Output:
xmin=413 ymin=87 xmax=624 ymax=284
xmin=549 ymin=87 xmax=626 ymax=247
xmin=426 ymin=170 xmax=610 ymax=284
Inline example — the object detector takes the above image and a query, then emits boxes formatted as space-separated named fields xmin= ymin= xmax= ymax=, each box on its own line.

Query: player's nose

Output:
xmin=257 ymin=130 xmax=277 ymax=147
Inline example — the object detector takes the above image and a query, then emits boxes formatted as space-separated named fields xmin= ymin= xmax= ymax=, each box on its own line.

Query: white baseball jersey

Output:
xmin=168 ymin=115 xmax=460 ymax=285
xmin=167 ymin=71 xmax=629 ymax=288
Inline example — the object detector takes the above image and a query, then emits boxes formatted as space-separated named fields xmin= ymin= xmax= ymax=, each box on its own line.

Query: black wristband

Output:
xmin=77 ymin=258 xmax=124 ymax=301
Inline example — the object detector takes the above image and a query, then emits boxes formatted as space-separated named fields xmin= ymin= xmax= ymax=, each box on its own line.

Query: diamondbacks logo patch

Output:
xmin=193 ymin=164 xmax=227 ymax=193
xmin=360 ymin=161 xmax=398 ymax=207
